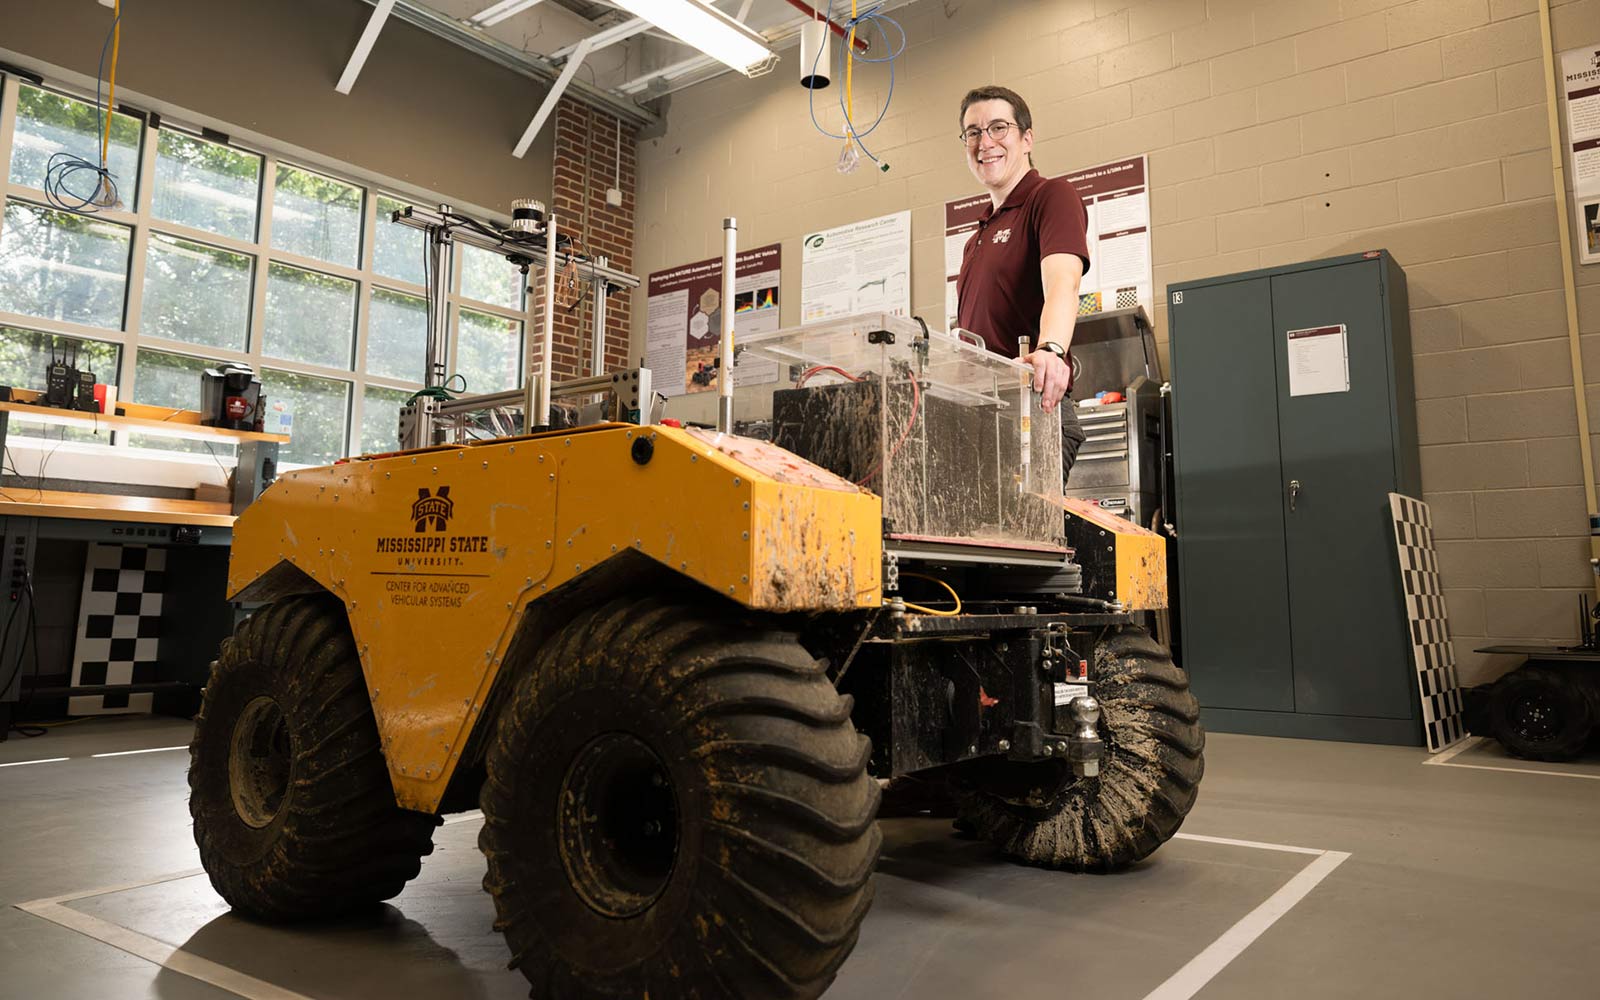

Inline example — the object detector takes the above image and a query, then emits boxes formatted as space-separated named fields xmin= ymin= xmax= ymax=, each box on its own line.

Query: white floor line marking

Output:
xmin=442 ymin=810 xmax=484 ymax=826
xmin=0 ymin=757 xmax=68 ymax=768
xmin=1141 ymin=850 xmax=1352 ymax=1000
xmin=24 ymin=868 xmax=206 ymax=908
xmin=1432 ymin=760 xmax=1600 ymax=781
xmin=1422 ymin=736 xmax=1486 ymax=766
xmin=1173 ymin=832 xmax=1325 ymax=856
xmin=18 ymin=836 xmax=1353 ymax=1000
xmin=16 ymin=899 xmax=312 ymax=1000
xmin=91 ymin=745 xmax=188 ymax=758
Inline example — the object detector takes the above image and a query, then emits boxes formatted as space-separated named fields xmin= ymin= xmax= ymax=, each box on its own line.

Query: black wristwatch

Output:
xmin=1039 ymin=341 xmax=1068 ymax=361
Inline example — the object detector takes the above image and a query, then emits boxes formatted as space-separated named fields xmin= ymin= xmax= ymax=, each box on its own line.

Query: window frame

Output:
xmin=0 ymin=74 xmax=533 ymax=466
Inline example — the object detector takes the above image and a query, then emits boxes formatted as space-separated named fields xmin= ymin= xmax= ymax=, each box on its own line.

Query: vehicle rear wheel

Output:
xmin=480 ymin=596 xmax=880 ymax=999
xmin=188 ymin=595 xmax=438 ymax=919
xmin=960 ymin=625 xmax=1203 ymax=871
xmin=1487 ymin=663 xmax=1594 ymax=762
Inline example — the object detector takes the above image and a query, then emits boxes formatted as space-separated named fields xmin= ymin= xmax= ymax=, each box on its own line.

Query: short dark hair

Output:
xmin=959 ymin=86 xmax=1034 ymax=166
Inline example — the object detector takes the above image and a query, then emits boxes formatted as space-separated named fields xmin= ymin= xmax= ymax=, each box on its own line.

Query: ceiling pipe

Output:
xmin=779 ymin=0 xmax=870 ymax=52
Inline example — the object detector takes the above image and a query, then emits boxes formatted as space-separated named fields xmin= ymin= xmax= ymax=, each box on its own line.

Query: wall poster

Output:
xmin=1560 ymin=45 xmax=1600 ymax=265
xmin=944 ymin=155 xmax=1154 ymax=329
xmin=644 ymin=244 xmax=782 ymax=398
xmin=800 ymin=210 xmax=911 ymax=322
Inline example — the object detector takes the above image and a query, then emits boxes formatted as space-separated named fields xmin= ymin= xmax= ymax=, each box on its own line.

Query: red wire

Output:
xmin=797 ymin=364 xmax=863 ymax=387
xmin=856 ymin=375 xmax=919 ymax=487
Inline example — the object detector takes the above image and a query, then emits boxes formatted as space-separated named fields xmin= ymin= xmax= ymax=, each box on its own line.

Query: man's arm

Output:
xmin=1021 ymin=251 xmax=1084 ymax=412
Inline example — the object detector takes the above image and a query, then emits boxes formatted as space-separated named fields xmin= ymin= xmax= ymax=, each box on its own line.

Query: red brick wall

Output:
xmin=538 ymin=99 xmax=637 ymax=380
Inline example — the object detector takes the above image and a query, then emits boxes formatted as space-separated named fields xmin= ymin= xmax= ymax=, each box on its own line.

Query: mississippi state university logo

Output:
xmin=991 ymin=228 xmax=1012 ymax=244
xmin=412 ymin=486 xmax=454 ymax=532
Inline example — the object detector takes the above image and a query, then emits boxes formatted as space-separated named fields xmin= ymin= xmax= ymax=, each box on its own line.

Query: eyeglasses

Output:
xmin=960 ymin=121 xmax=1020 ymax=146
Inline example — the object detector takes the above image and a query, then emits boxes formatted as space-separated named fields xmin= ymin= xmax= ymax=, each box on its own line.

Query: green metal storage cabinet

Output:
xmin=1168 ymin=251 xmax=1423 ymax=745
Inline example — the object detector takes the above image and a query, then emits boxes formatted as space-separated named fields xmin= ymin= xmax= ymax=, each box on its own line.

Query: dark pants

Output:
xmin=1061 ymin=402 xmax=1086 ymax=486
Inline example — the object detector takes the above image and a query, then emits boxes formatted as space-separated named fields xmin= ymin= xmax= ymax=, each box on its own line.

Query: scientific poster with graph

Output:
xmin=644 ymin=243 xmax=782 ymax=397
xmin=944 ymin=155 xmax=1153 ymax=329
xmin=800 ymin=210 xmax=911 ymax=323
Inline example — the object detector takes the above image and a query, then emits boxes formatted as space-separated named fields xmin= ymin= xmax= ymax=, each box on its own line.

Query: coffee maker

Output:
xmin=200 ymin=363 xmax=262 ymax=430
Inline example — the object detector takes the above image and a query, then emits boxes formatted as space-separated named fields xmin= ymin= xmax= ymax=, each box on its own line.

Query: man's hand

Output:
xmin=1022 ymin=348 xmax=1071 ymax=412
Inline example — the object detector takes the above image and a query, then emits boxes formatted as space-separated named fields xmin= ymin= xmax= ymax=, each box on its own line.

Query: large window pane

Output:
xmin=455 ymin=307 xmax=521 ymax=394
xmin=373 ymin=195 xmax=424 ymax=286
xmin=459 ymin=244 xmax=523 ymax=310
xmin=0 ymin=201 xmax=130 ymax=330
xmin=360 ymin=385 xmax=412 ymax=455
xmin=9 ymin=84 xmax=142 ymax=207
xmin=263 ymin=369 xmax=348 ymax=466
xmin=368 ymin=287 xmax=426 ymax=383
xmin=271 ymin=164 xmax=361 ymax=267
xmin=263 ymin=262 xmax=355 ymax=369
xmin=153 ymin=130 xmax=261 ymax=241
xmin=129 ymin=348 xmax=235 ymax=457
xmin=0 ymin=327 xmax=119 ymax=444
xmin=141 ymin=233 xmax=252 ymax=351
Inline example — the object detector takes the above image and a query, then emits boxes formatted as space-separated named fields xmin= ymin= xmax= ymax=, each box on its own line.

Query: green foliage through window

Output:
xmin=9 ymin=84 xmax=142 ymax=205
xmin=272 ymin=163 xmax=362 ymax=268
xmin=0 ymin=201 xmax=130 ymax=330
xmin=142 ymin=233 xmax=253 ymax=351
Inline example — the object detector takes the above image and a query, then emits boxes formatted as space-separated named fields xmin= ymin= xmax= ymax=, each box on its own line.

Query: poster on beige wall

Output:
xmin=800 ymin=210 xmax=911 ymax=322
xmin=1560 ymin=45 xmax=1600 ymax=265
xmin=944 ymin=155 xmax=1154 ymax=329
xmin=644 ymin=244 xmax=783 ymax=398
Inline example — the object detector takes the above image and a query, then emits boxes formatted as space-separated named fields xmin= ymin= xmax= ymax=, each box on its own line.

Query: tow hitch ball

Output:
xmin=1066 ymin=696 xmax=1103 ymax=777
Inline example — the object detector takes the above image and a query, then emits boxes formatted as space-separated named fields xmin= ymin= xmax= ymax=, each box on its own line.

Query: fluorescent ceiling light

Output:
xmin=608 ymin=0 xmax=774 ymax=74
xmin=470 ymin=0 xmax=546 ymax=28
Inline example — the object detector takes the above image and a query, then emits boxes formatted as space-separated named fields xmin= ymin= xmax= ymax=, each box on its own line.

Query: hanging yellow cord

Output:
xmin=101 ymin=0 xmax=122 ymax=169
xmin=844 ymin=0 xmax=856 ymax=145
xmin=892 ymin=571 xmax=962 ymax=617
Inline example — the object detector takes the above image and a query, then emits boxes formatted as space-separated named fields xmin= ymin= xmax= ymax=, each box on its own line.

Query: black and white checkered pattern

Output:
xmin=69 ymin=544 xmax=165 ymax=716
xmin=1115 ymin=286 xmax=1140 ymax=310
xmin=1388 ymin=494 xmax=1466 ymax=752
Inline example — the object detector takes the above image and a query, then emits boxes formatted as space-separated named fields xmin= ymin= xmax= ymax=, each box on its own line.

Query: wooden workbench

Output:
xmin=0 ymin=487 xmax=234 ymax=527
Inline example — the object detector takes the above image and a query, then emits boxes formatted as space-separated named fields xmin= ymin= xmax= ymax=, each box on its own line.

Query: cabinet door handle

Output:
xmin=1288 ymin=479 xmax=1301 ymax=512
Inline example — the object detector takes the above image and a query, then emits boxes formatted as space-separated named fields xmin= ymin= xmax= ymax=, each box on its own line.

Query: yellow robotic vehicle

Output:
xmin=188 ymin=211 xmax=1201 ymax=999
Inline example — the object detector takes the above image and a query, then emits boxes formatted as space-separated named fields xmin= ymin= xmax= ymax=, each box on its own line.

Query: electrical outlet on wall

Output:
xmin=605 ymin=187 xmax=622 ymax=208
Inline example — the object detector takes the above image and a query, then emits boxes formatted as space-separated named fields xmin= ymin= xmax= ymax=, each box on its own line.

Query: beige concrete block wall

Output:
xmin=632 ymin=0 xmax=1600 ymax=685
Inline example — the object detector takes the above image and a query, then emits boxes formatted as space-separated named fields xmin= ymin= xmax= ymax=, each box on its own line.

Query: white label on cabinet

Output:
xmin=1287 ymin=324 xmax=1350 ymax=397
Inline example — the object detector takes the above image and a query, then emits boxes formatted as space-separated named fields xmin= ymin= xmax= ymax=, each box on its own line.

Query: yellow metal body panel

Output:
xmin=1053 ymin=496 xmax=1169 ymax=611
xmin=226 ymin=424 xmax=882 ymax=812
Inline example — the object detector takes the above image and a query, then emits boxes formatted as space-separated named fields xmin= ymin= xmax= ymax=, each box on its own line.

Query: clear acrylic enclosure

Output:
xmin=733 ymin=312 xmax=1064 ymax=549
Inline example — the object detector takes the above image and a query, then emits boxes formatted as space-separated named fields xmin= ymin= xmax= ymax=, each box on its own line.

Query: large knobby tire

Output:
xmin=962 ymin=625 xmax=1203 ymax=872
xmin=188 ymin=595 xmax=439 ymax=919
xmin=479 ymin=597 xmax=880 ymax=999
xmin=1487 ymin=663 xmax=1595 ymax=761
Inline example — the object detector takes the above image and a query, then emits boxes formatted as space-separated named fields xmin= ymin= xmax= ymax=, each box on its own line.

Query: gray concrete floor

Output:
xmin=2 ymin=716 xmax=1597 ymax=999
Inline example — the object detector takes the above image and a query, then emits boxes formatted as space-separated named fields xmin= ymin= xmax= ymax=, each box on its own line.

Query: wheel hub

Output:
xmin=228 ymin=695 xmax=292 ymax=829
xmin=1510 ymin=694 xmax=1559 ymax=742
xmin=557 ymin=732 xmax=679 ymax=919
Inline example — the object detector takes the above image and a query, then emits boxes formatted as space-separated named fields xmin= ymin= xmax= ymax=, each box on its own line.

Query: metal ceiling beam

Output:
xmin=470 ymin=0 xmax=548 ymax=28
xmin=514 ymin=36 xmax=595 ymax=157
xmin=362 ymin=0 xmax=657 ymax=127
xmin=337 ymin=0 xmax=397 ymax=94
xmin=551 ymin=16 xmax=653 ymax=60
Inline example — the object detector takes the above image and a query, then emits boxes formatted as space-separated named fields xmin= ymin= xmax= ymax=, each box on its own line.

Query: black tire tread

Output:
xmin=1487 ymin=663 xmax=1595 ymax=762
xmin=478 ymin=595 xmax=879 ymax=1000
xmin=188 ymin=595 xmax=438 ymax=920
xmin=964 ymin=625 xmax=1204 ymax=872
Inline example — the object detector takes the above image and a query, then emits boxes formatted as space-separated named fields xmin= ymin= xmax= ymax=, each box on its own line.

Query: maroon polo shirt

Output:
xmin=956 ymin=169 xmax=1091 ymax=359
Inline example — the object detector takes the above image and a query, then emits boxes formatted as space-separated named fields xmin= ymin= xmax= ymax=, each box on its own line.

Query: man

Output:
xmin=955 ymin=85 xmax=1089 ymax=481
